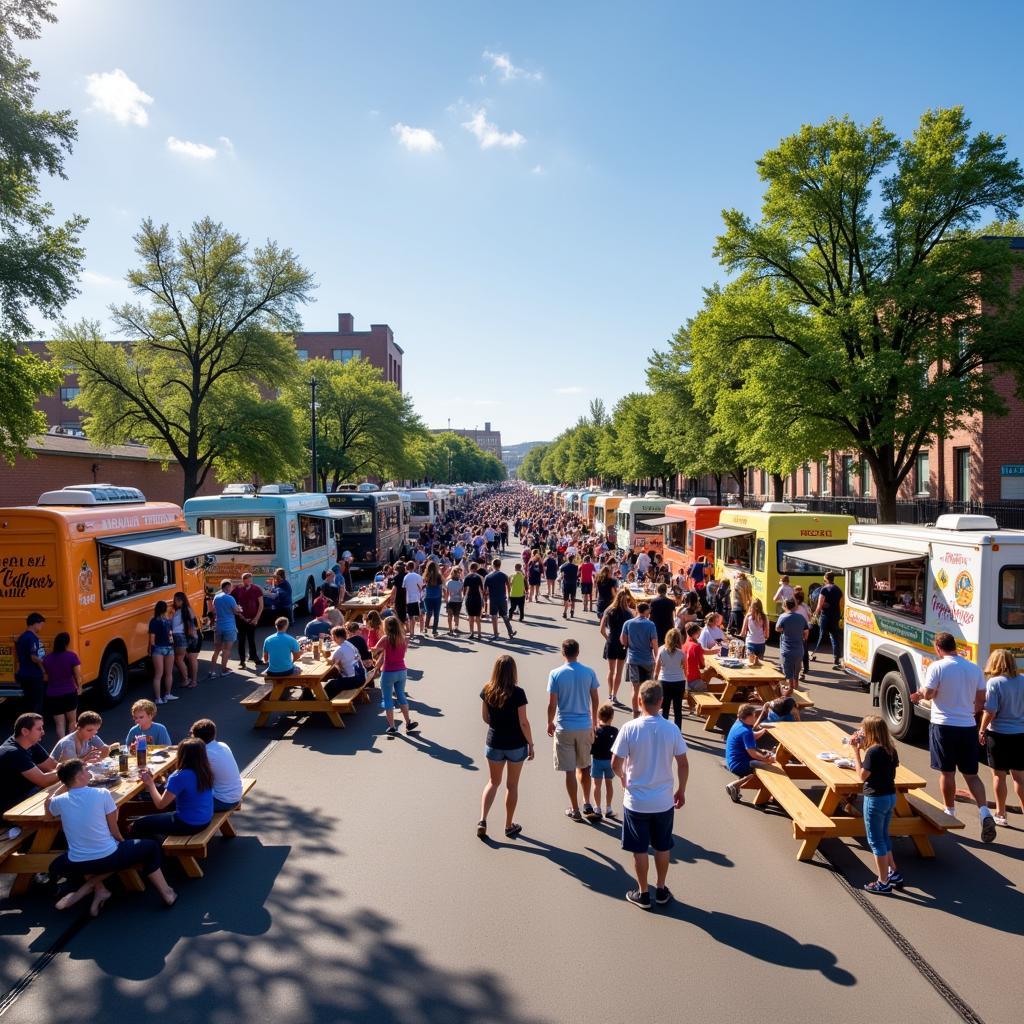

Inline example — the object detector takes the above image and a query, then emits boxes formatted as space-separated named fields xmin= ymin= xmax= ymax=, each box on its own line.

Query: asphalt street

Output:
xmin=1 ymin=570 xmax=1022 ymax=1023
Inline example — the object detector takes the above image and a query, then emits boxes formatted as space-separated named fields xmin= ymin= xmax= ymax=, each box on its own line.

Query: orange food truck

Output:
xmin=653 ymin=498 xmax=727 ymax=579
xmin=0 ymin=485 xmax=239 ymax=707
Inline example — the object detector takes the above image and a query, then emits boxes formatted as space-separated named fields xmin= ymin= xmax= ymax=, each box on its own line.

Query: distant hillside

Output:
xmin=502 ymin=440 xmax=548 ymax=456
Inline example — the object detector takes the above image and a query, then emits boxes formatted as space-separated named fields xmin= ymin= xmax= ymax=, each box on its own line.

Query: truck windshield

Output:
xmin=338 ymin=510 xmax=373 ymax=535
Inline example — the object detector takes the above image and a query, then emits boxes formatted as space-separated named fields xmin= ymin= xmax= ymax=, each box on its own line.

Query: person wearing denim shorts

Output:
xmin=478 ymin=655 xmax=535 ymax=839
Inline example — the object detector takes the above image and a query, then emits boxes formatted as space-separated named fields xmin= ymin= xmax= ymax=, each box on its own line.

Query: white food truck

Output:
xmin=799 ymin=515 xmax=1024 ymax=740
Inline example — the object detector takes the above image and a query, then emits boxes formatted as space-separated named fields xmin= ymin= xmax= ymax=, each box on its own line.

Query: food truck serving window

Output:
xmin=720 ymin=533 xmax=753 ymax=572
xmin=778 ymin=540 xmax=845 ymax=576
xmin=857 ymin=555 xmax=928 ymax=621
xmin=633 ymin=513 xmax=665 ymax=533
xmin=298 ymin=515 xmax=327 ymax=553
xmin=98 ymin=543 xmax=172 ymax=606
xmin=197 ymin=517 xmax=276 ymax=554
xmin=666 ymin=522 xmax=688 ymax=550
xmin=999 ymin=567 xmax=1024 ymax=628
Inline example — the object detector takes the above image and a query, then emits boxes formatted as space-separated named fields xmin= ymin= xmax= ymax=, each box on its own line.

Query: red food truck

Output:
xmin=656 ymin=498 xmax=728 ymax=580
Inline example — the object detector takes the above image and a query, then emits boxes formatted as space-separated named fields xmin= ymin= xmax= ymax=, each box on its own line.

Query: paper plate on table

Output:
xmin=833 ymin=757 xmax=856 ymax=769
xmin=817 ymin=751 xmax=839 ymax=761
xmin=718 ymin=658 xmax=744 ymax=668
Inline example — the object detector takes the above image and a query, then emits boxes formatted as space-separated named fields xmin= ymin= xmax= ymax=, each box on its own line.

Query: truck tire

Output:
xmin=303 ymin=577 xmax=316 ymax=615
xmin=95 ymin=648 xmax=128 ymax=707
xmin=880 ymin=670 xmax=924 ymax=742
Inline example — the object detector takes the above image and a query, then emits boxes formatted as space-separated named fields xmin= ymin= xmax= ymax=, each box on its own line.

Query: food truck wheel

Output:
xmin=96 ymin=648 xmax=128 ymax=707
xmin=880 ymin=671 xmax=923 ymax=742
xmin=303 ymin=577 xmax=316 ymax=615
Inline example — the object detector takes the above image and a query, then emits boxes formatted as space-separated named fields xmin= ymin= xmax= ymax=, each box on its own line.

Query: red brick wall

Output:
xmin=0 ymin=451 xmax=222 ymax=508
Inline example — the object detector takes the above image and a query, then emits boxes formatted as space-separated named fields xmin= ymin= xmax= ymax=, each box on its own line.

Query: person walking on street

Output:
xmin=478 ymin=655 xmax=534 ymax=839
xmin=559 ymin=554 xmax=579 ymax=619
xmin=402 ymin=561 xmax=425 ymax=641
xmin=775 ymin=598 xmax=809 ymax=689
xmin=509 ymin=563 xmax=527 ymax=622
xmin=484 ymin=559 xmax=517 ymax=640
xmin=611 ymin=680 xmax=689 ymax=909
xmin=811 ymin=571 xmax=844 ymax=668
xmin=547 ymin=638 xmax=601 ymax=822
xmin=600 ymin=589 xmax=633 ymax=708
xmin=910 ymin=631 xmax=997 ymax=842
xmin=234 ymin=573 xmax=264 ymax=671
xmin=979 ymin=649 xmax=1024 ymax=827
xmin=649 ymin=583 xmax=676 ymax=646
xmin=211 ymin=580 xmax=241 ymax=677
xmin=621 ymin=603 xmax=659 ymax=718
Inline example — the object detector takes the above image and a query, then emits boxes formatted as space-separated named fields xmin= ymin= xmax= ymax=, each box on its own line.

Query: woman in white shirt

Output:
xmin=655 ymin=628 xmax=687 ymax=729
xmin=698 ymin=612 xmax=726 ymax=653
xmin=47 ymin=759 xmax=177 ymax=915
xmin=792 ymin=585 xmax=813 ymax=681
xmin=740 ymin=599 xmax=770 ymax=661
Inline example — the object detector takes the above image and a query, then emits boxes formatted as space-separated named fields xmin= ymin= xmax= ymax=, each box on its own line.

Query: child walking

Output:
xmin=590 ymin=703 xmax=620 ymax=818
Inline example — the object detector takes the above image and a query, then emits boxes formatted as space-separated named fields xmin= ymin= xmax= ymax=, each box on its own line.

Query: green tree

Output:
xmin=51 ymin=217 xmax=314 ymax=500
xmin=413 ymin=432 xmax=506 ymax=484
xmin=600 ymin=392 xmax=674 ymax=492
xmin=282 ymin=357 xmax=424 ymax=491
xmin=691 ymin=108 xmax=1024 ymax=521
xmin=0 ymin=0 xmax=86 ymax=461
xmin=518 ymin=442 xmax=551 ymax=483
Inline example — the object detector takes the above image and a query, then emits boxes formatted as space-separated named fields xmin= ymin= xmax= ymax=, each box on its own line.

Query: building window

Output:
xmin=819 ymin=458 xmax=830 ymax=495
xmin=759 ymin=470 xmax=767 ymax=495
xmin=954 ymin=447 xmax=970 ymax=502
xmin=332 ymin=348 xmax=362 ymax=363
xmin=860 ymin=458 xmax=871 ymax=497
xmin=802 ymin=463 xmax=811 ymax=496
xmin=841 ymin=455 xmax=855 ymax=497
xmin=296 ymin=349 xmax=308 ymax=362
xmin=60 ymin=386 xmax=80 ymax=403
xmin=915 ymin=451 xmax=930 ymax=496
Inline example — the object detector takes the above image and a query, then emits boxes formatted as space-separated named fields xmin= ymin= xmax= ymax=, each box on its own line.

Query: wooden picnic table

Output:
xmin=3 ymin=747 xmax=179 ymax=896
xmin=751 ymin=720 xmax=963 ymax=861
xmin=693 ymin=657 xmax=813 ymax=731
xmin=242 ymin=653 xmax=371 ymax=728
xmin=339 ymin=590 xmax=393 ymax=623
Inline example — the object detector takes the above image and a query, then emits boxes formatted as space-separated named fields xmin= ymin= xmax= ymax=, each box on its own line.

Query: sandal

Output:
xmin=504 ymin=823 xmax=523 ymax=838
xmin=565 ymin=808 xmax=584 ymax=823
xmin=476 ymin=820 xmax=487 ymax=838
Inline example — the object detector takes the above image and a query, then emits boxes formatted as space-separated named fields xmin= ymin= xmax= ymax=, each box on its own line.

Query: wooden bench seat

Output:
xmin=0 ymin=829 xmax=55 ymax=877
xmin=241 ymin=682 xmax=275 ymax=707
xmin=906 ymin=791 xmax=965 ymax=831
xmin=163 ymin=777 xmax=257 ymax=878
xmin=752 ymin=763 xmax=835 ymax=836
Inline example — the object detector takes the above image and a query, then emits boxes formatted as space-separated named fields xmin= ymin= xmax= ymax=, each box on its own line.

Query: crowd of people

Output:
xmin=4 ymin=483 xmax=1023 ymax=913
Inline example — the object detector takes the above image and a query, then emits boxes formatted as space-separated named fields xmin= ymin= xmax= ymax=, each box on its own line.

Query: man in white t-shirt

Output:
xmin=611 ymin=680 xmax=689 ymax=910
xmin=402 ymin=561 xmax=425 ymax=639
xmin=636 ymin=550 xmax=651 ymax=578
xmin=910 ymin=631 xmax=995 ymax=842
xmin=190 ymin=719 xmax=244 ymax=810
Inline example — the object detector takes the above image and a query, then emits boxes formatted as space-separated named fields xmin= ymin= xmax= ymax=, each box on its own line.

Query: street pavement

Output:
xmin=1 ymin=575 xmax=1021 ymax=1023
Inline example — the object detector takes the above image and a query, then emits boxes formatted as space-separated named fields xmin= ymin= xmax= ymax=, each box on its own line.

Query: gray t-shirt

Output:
xmin=984 ymin=675 xmax=1024 ymax=734
xmin=622 ymin=617 xmax=658 ymax=665
xmin=51 ymin=733 xmax=105 ymax=763
xmin=775 ymin=611 xmax=807 ymax=654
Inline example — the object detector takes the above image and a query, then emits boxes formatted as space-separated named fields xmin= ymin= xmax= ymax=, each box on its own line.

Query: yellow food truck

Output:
xmin=699 ymin=503 xmax=855 ymax=620
xmin=0 ymin=485 xmax=239 ymax=706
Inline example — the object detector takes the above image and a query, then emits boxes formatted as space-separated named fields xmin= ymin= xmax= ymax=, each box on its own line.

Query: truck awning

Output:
xmin=643 ymin=515 xmax=683 ymax=527
xmin=304 ymin=508 xmax=361 ymax=521
xmin=694 ymin=525 xmax=755 ymax=540
xmin=99 ymin=530 xmax=241 ymax=561
xmin=794 ymin=543 xmax=923 ymax=571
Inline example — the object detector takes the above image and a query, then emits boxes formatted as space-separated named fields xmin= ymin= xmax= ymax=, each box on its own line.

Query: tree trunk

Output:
xmin=874 ymin=476 xmax=900 ymax=524
xmin=714 ymin=474 xmax=722 ymax=505
xmin=771 ymin=473 xmax=784 ymax=502
xmin=181 ymin=460 xmax=201 ymax=503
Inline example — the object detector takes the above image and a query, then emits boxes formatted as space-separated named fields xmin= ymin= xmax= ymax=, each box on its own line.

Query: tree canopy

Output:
xmin=415 ymin=432 xmax=506 ymax=484
xmin=51 ymin=217 xmax=315 ymax=500
xmin=0 ymin=0 xmax=85 ymax=461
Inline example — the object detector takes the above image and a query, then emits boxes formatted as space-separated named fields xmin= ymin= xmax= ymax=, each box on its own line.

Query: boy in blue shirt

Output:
xmin=263 ymin=617 xmax=301 ymax=675
xmin=725 ymin=703 xmax=775 ymax=804
xmin=125 ymin=699 xmax=172 ymax=749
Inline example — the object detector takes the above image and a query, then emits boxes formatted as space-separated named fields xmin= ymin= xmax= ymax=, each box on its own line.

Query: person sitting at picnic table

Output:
xmin=724 ymin=704 xmax=777 ymax=804
xmin=263 ymin=617 xmax=301 ymax=675
xmin=125 ymin=699 xmax=172 ymax=750
xmin=130 ymin=737 xmax=214 ymax=838
xmin=752 ymin=689 xmax=800 ymax=729
xmin=50 ymin=710 xmax=109 ymax=763
xmin=321 ymin=569 xmax=341 ymax=606
xmin=697 ymin=611 xmax=726 ymax=652
xmin=325 ymin=625 xmax=365 ymax=696
xmin=190 ymin=719 xmax=243 ymax=812
xmin=304 ymin=607 xmax=334 ymax=641
xmin=344 ymin=620 xmax=376 ymax=677
xmin=47 ymin=759 xmax=178 ymax=916
xmin=0 ymin=713 xmax=58 ymax=816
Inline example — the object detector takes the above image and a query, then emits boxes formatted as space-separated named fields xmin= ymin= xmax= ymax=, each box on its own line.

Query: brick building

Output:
xmin=293 ymin=313 xmax=404 ymax=390
xmin=0 ymin=433 xmax=222 ymax=508
xmin=21 ymin=310 xmax=404 ymax=432
xmin=433 ymin=423 xmax=503 ymax=460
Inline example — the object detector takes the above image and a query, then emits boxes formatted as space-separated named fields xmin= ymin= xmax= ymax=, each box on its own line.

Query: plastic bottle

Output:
xmin=136 ymin=734 xmax=147 ymax=769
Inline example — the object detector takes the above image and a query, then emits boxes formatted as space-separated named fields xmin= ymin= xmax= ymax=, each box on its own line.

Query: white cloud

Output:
xmin=166 ymin=136 xmax=217 ymax=160
xmin=85 ymin=69 xmax=153 ymax=126
xmin=81 ymin=270 xmax=121 ymax=287
xmin=483 ymin=50 xmax=542 ymax=81
xmin=218 ymin=135 xmax=235 ymax=156
xmin=553 ymin=386 xmax=585 ymax=395
xmin=462 ymin=108 xmax=525 ymax=150
xmin=391 ymin=123 xmax=442 ymax=153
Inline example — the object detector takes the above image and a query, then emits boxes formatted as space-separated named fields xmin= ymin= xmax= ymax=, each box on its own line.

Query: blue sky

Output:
xmin=27 ymin=0 xmax=1024 ymax=444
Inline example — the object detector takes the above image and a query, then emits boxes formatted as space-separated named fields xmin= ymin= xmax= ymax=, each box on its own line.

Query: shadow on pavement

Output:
xmin=396 ymin=732 xmax=479 ymax=771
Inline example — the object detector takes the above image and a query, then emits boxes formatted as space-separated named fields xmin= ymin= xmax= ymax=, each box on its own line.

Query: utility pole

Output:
xmin=310 ymin=375 xmax=319 ymax=492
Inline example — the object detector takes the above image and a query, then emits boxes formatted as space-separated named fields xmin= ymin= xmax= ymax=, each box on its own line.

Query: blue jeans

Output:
xmin=380 ymin=669 xmax=408 ymax=710
xmin=813 ymin=616 xmax=842 ymax=661
xmin=423 ymin=596 xmax=442 ymax=630
xmin=863 ymin=793 xmax=897 ymax=856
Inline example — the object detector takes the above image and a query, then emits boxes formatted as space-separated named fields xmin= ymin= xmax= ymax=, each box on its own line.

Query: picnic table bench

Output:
xmin=163 ymin=777 xmax=257 ymax=878
xmin=243 ymin=655 xmax=372 ymax=729
xmin=339 ymin=591 xmax=393 ymax=623
xmin=749 ymin=721 xmax=964 ymax=861
xmin=2 ymin=747 xmax=179 ymax=895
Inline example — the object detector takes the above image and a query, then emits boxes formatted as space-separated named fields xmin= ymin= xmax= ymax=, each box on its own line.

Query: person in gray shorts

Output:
xmin=775 ymin=598 xmax=809 ymax=688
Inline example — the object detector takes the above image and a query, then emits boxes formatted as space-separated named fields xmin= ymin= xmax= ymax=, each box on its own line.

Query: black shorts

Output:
xmin=406 ymin=602 xmax=421 ymax=617
xmin=446 ymin=601 xmax=463 ymax=615
xmin=580 ymin=582 xmax=593 ymax=595
xmin=929 ymin=723 xmax=980 ymax=775
xmin=45 ymin=692 xmax=79 ymax=716
xmin=562 ymin=586 xmax=578 ymax=600
xmin=985 ymin=730 xmax=1024 ymax=773
xmin=627 ymin=663 xmax=653 ymax=684
xmin=621 ymin=806 xmax=675 ymax=853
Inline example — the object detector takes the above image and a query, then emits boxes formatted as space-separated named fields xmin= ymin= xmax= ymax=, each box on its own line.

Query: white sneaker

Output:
xmin=155 ymin=697 xmax=166 ymax=705
xmin=994 ymin=814 xmax=1009 ymax=827
xmin=164 ymin=693 xmax=180 ymax=701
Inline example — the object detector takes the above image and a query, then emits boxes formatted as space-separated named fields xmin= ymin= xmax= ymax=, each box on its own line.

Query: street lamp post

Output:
xmin=309 ymin=375 xmax=319 ymax=492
